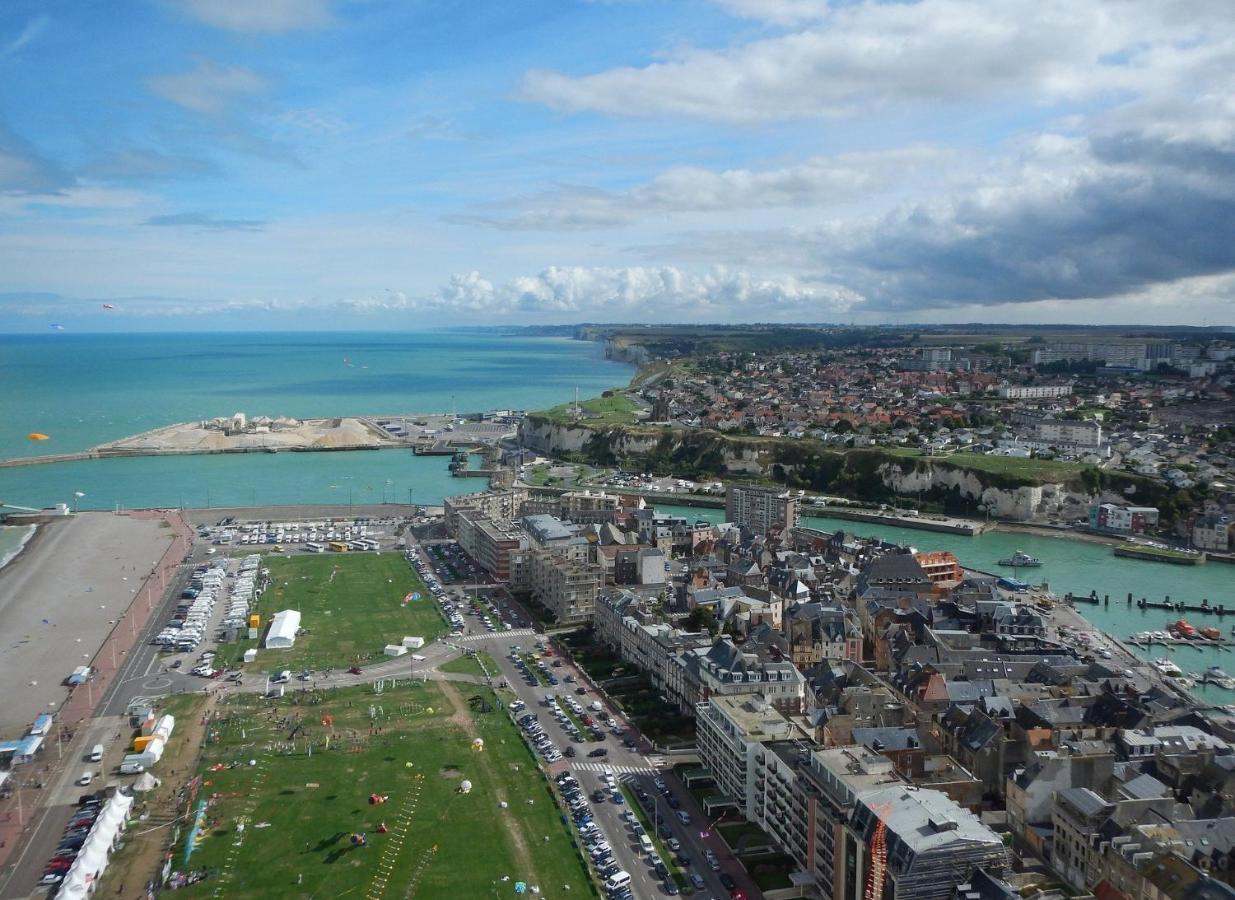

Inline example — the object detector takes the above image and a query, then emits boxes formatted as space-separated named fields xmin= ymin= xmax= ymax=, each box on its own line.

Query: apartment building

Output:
xmin=1089 ymin=503 xmax=1160 ymax=535
xmin=726 ymin=484 xmax=799 ymax=536
xmin=524 ymin=548 xmax=603 ymax=625
xmin=995 ymin=382 xmax=1074 ymax=399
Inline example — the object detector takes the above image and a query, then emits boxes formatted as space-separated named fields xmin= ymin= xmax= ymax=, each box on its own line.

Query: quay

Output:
xmin=1113 ymin=544 xmax=1206 ymax=565
xmin=1067 ymin=590 xmax=1229 ymax=616
xmin=803 ymin=503 xmax=989 ymax=535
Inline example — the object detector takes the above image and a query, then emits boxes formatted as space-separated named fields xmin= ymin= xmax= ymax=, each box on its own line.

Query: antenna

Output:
xmin=575 ymin=386 xmax=580 ymax=417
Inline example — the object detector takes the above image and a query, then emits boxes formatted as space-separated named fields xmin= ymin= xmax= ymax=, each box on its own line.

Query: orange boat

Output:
xmin=1173 ymin=619 xmax=1198 ymax=638
xmin=1201 ymin=627 xmax=1221 ymax=641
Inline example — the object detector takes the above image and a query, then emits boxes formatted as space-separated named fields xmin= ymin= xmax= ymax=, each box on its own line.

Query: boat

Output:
xmin=1151 ymin=658 xmax=1184 ymax=676
xmin=1171 ymin=619 xmax=1198 ymax=638
xmin=998 ymin=550 xmax=1042 ymax=568
xmin=1201 ymin=627 xmax=1222 ymax=641
xmin=1203 ymin=666 xmax=1235 ymax=690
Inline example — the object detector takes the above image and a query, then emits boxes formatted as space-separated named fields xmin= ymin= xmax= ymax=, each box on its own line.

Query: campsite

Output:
xmin=166 ymin=679 xmax=589 ymax=897
xmin=223 ymin=553 xmax=446 ymax=672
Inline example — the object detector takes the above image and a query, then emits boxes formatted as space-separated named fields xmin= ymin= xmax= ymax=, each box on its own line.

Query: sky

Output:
xmin=1 ymin=0 xmax=1233 ymax=331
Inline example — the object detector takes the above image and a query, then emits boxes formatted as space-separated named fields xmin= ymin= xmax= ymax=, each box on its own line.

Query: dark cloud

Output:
xmin=144 ymin=212 xmax=266 ymax=231
xmin=845 ymin=137 xmax=1235 ymax=310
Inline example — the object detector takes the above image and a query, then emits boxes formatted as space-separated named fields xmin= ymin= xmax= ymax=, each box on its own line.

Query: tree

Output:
xmin=684 ymin=606 xmax=719 ymax=635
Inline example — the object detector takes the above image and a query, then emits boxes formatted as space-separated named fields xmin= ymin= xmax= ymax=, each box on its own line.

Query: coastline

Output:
xmin=0 ymin=523 xmax=39 ymax=574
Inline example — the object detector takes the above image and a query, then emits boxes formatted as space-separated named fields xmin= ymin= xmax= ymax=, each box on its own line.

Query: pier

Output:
xmin=1067 ymin=590 xmax=1229 ymax=617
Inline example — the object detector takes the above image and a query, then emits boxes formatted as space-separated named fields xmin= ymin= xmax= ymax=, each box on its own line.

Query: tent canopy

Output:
xmin=265 ymin=609 xmax=301 ymax=649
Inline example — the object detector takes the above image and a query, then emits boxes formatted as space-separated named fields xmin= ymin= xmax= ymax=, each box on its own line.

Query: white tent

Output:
xmin=151 ymin=714 xmax=174 ymax=741
xmin=265 ymin=609 xmax=301 ymax=649
xmin=383 ymin=644 xmax=407 ymax=657
xmin=58 ymin=792 xmax=133 ymax=897
xmin=139 ymin=737 xmax=165 ymax=766
xmin=132 ymin=772 xmax=160 ymax=792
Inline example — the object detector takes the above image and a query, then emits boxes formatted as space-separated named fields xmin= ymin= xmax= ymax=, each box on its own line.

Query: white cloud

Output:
xmin=148 ymin=59 xmax=267 ymax=116
xmin=0 ymin=15 xmax=49 ymax=60
xmin=523 ymin=0 xmax=1225 ymax=122
xmin=170 ymin=0 xmax=332 ymax=34
xmin=450 ymin=146 xmax=945 ymax=230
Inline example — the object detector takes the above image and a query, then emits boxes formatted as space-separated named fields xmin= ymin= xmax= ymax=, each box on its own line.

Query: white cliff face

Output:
xmin=520 ymin=420 xmax=1106 ymax=522
xmin=877 ymin=463 xmax=1046 ymax=520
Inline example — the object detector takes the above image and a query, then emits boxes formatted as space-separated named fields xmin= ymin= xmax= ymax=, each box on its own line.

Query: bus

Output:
xmin=328 ymin=541 xmax=349 ymax=552
xmin=305 ymin=542 xmax=325 ymax=553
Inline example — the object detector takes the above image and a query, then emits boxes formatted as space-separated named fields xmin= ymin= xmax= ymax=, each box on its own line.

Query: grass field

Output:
xmin=439 ymin=650 xmax=497 ymax=679
xmin=223 ymin=553 xmax=446 ymax=673
xmin=536 ymin=394 xmax=640 ymax=426
xmin=171 ymin=680 xmax=591 ymax=898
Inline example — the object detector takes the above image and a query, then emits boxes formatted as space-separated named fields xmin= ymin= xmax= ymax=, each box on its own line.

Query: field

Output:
xmin=438 ymin=650 xmax=497 ymax=679
xmin=536 ymin=393 xmax=641 ymax=426
xmin=223 ymin=553 xmax=446 ymax=672
xmin=877 ymin=448 xmax=1087 ymax=483
xmin=171 ymin=680 xmax=591 ymax=898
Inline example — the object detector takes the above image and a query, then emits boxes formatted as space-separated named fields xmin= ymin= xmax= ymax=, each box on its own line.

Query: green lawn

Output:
xmin=439 ymin=650 xmax=498 ymax=679
xmin=537 ymin=393 xmax=640 ymax=426
xmin=926 ymin=451 xmax=1086 ymax=482
xmin=224 ymin=553 xmax=446 ymax=673
xmin=172 ymin=680 xmax=591 ymax=898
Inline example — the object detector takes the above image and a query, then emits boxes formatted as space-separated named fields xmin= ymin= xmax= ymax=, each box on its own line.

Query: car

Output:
xmin=705 ymin=850 xmax=721 ymax=871
xmin=169 ymin=659 xmax=182 ymax=669
xmin=564 ymin=746 xmax=577 ymax=758
xmin=347 ymin=666 xmax=363 ymax=675
xmin=575 ymin=687 xmax=588 ymax=695
xmin=623 ymin=739 xmax=638 ymax=749
xmin=655 ymin=861 xmax=670 ymax=879
xmin=675 ymin=853 xmax=691 ymax=868
xmin=719 ymin=873 xmax=737 ymax=890
xmin=667 ymin=795 xmax=680 ymax=809
xmin=588 ymin=748 xmax=608 ymax=758
xmin=611 ymin=792 xmax=625 ymax=805
xmin=663 ymin=878 xmax=680 ymax=896
xmin=676 ymin=810 xmax=691 ymax=825
xmin=666 ymin=837 xmax=681 ymax=852
xmin=653 ymin=778 xmax=667 ymax=791
xmin=689 ymin=873 xmax=706 ymax=890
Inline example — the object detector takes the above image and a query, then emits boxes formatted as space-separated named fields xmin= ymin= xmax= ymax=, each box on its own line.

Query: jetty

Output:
xmin=1113 ymin=544 xmax=1206 ymax=565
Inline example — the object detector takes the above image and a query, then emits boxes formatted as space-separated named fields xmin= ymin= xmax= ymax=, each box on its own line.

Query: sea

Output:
xmin=0 ymin=330 xmax=632 ymax=510
xmin=660 ymin=504 xmax=1235 ymax=700
xmin=2 ymin=330 xmax=1232 ymax=698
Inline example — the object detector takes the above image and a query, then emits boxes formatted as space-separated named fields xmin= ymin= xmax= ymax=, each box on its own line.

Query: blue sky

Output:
xmin=1 ymin=0 xmax=1233 ymax=330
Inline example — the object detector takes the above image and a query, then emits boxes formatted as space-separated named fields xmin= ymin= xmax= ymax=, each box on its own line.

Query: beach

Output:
xmin=0 ymin=513 xmax=174 ymax=734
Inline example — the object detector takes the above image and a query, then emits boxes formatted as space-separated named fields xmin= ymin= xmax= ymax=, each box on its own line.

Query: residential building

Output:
xmin=1089 ymin=503 xmax=1160 ymax=535
xmin=524 ymin=548 xmax=603 ymax=625
xmin=1194 ymin=514 xmax=1232 ymax=552
xmin=995 ymin=382 xmax=1074 ymax=399
xmin=726 ymin=484 xmax=799 ymax=536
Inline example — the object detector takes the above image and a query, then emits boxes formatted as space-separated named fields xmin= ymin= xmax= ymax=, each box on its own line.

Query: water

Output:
xmin=0 ymin=331 xmax=632 ymax=509
xmin=0 ymin=524 xmax=36 ymax=568
xmin=658 ymin=504 xmax=1235 ymax=700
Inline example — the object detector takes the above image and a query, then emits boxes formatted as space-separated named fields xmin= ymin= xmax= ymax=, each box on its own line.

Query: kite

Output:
xmin=27 ymin=432 xmax=50 ymax=441
xmin=49 ymin=324 xmax=64 ymax=330
xmin=101 ymin=303 xmax=115 ymax=310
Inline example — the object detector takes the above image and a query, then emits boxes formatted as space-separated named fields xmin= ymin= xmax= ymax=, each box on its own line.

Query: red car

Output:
xmin=348 ymin=666 xmax=363 ymax=675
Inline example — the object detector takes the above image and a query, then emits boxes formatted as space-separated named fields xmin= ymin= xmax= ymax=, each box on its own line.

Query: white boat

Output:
xmin=1151 ymin=658 xmax=1184 ymax=676
xmin=998 ymin=550 xmax=1042 ymax=568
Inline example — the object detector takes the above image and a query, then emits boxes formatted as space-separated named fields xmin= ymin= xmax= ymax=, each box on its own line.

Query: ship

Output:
xmin=1203 ymin=666 xmax=1235 ymax=690
xmin=1201 ymin=626 xmax=1222 ymax=641
xmin=1171 ymin=619 xmax=1198 ymax=638
xmin=998 ymin=550 xmax=1042 ymax=568
xmin=1151 ymin=658 xmax=1184 ymax=676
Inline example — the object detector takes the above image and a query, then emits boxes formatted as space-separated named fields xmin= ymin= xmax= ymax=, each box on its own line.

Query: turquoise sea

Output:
xmin=0 ymin=331 xmax=632 ymax=510
xmin=660 ymin=504 xmax=1235 ymax=700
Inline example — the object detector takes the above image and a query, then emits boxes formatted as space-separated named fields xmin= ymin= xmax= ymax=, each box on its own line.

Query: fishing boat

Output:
xmin=998 ymin=550 xmax=1042 ymax=568
xmin=1201 ymin=627 xmax=1222 ymax=641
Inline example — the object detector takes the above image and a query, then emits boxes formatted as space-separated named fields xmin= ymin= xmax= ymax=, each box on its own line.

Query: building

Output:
xmin=1031 ymin=341 xmax=1175 ymax=370
xmin=995 ymin=382 xmax=1074 ymax=399
xmin=455 ymin=513 xmax=527 ymax=583
xmin=726 ymin=484 xmax=798 ymax=536
xmin=264 ymin=609 xmax=301 ymax=649
xmin=525 ymin=548 xmax=603 ymax=625
xmin=676 ymin=637 xmax=807 ymax=714
xmin=695 ymin=695 xmax=809 ymax=822
xmin=1089 ymin=503 xmax=1160 ymax=535
xmin=914 ymin=551 xmax=963 ymax=585
xmin=1011 ymin=413 xmax=1104 ymax=449
xmin=849 ymin=786 xmax=1011 ymax=900
xmin=614 ymin=547 xmax=667 ymax=585
xmin=1193 ymin=514 xmax=1232 ymax=552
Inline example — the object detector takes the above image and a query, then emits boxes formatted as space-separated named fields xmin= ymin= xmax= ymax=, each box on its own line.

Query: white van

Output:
xmin=88 ymin=744 xmax=104 ymax=763
xmin=639 ymin=834 xmax=654 ymax=855
xmin=273 ymin=670 xmax=291 ymax=684
xmin=604 ymin=871 xmax=631 ymax=892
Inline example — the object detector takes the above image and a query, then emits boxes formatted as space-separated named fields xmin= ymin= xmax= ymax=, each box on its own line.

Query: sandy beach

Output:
xmin=0 ymin=512 xmax=174 ymax=734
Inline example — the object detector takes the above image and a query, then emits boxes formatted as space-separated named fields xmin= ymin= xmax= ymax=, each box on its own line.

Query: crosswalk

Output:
xmin=459 ymin=627 xmax=535 ymax=643
xmin=567 ymin=761 xmax=657 ymax=777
